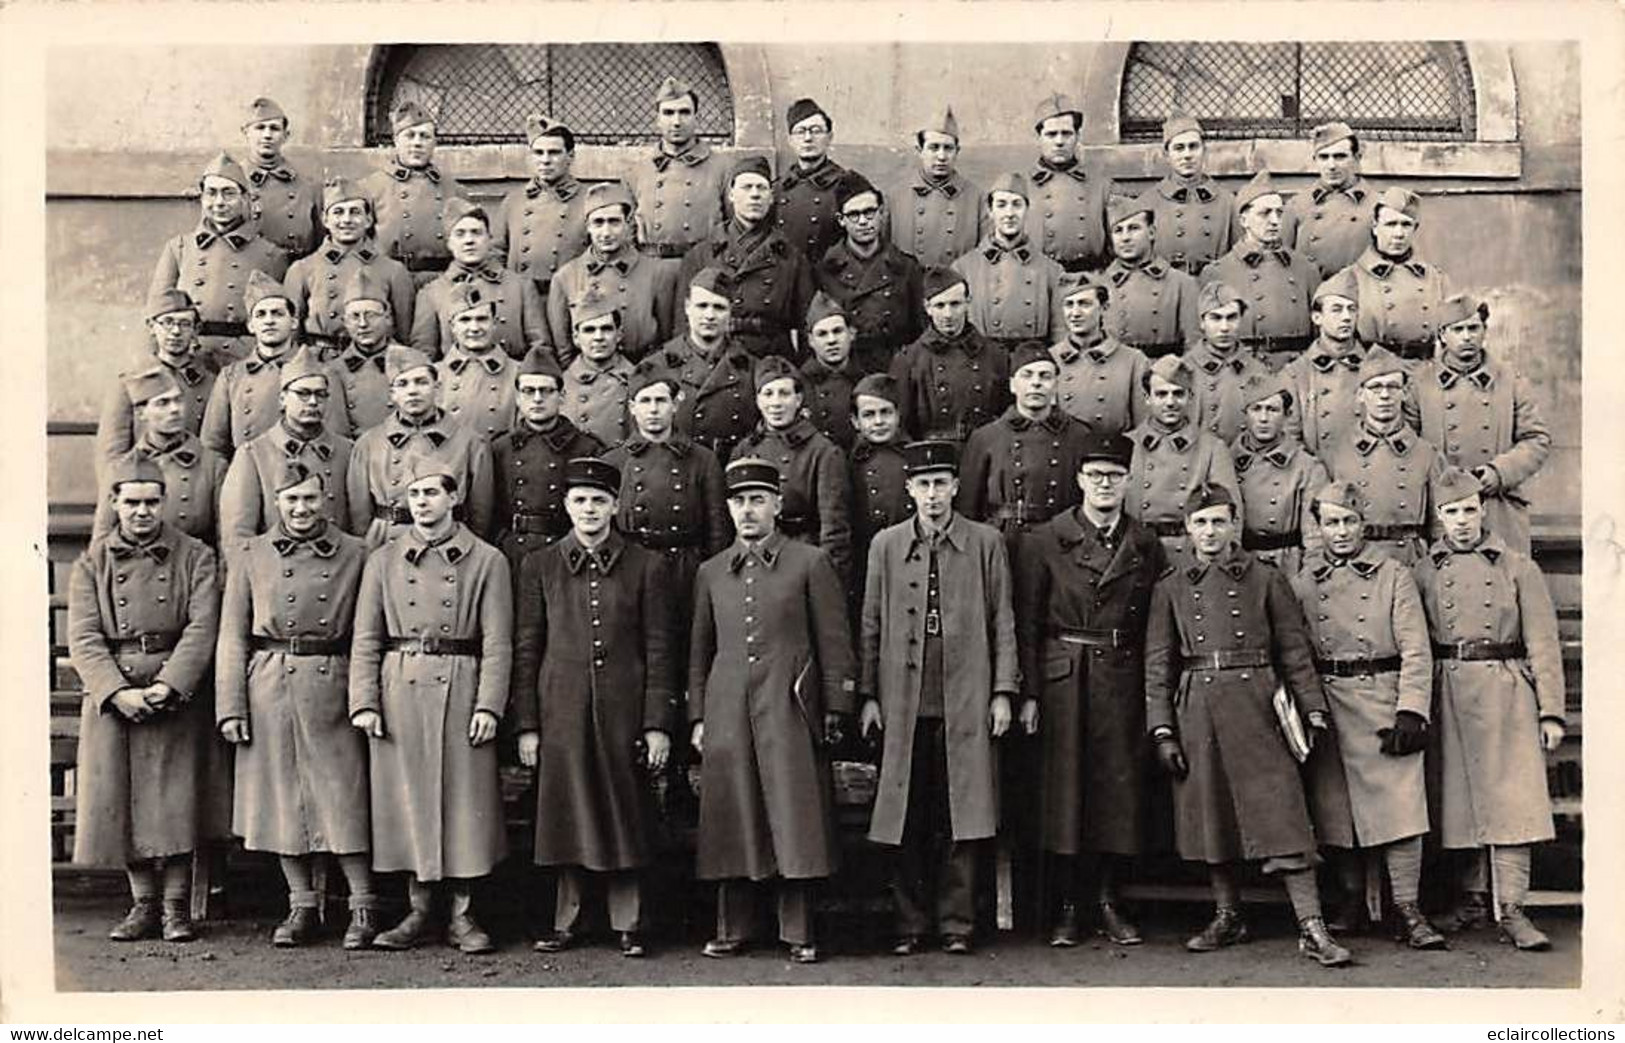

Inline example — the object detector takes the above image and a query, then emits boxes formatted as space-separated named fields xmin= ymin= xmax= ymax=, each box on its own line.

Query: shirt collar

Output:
xmin=909 ymin=512 xmax=965 ymax=554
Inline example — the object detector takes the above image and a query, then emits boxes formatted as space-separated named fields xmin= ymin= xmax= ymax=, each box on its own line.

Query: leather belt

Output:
xmin=401 ymin=256 xmax=450 ymax=274
xmin=1432 ymin=640 xmax=1527 ymax=662
xmin=511 ymin=512 xmax=566 ymax=536
xmin=250 ymin=635 xmax=350 ymax=656
xmin=1243 ymin=529 xmax=1302 ymax=552
xmin=642 ymin=242 xmax=690 ymax=260
xmin=300 ymin=331 xmax=346 ymax=355
xmin=1387 ymin=339 xmax=1436 ymax=361
xmin=197 ymin=320 xmax=248 ymax=338
xmin=1182 ymin=648 xmax=1272 ymax=671
xmin=1150 ymin=519 xmax=1187 ymax=537
xmin=384 ymin=636 xmax=482 ymax=656
xmin=106 ymin=632 xmax=181 ymax=654
xmin=1315 ymin=654 xmax=1402 ymax=677
xmin=1363 ymin=522 xmax=1426 ymax=540
xmin=1124 ymin=341 xmax=1184 ymax=360
xmin=374 ymin=503 xmax=413 ymax=525
xmin=1051 ymin=626 xmax=1138 ymax=649
xmin=629 ymin=529 xmax=703 ymax=550
xmin=1240 ymin=334 xmax=1312 ymax=354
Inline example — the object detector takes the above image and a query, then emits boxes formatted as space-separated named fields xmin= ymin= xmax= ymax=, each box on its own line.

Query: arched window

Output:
xmin=1120 ymin=42 xmax=1476 ymax=143
xmin=366 ymin=43 xmax=735 ymax=147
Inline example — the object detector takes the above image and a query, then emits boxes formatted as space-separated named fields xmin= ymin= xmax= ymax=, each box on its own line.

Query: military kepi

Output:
xmin=726 ymin=458 xmax=781 ymax=495
xmin=1079 ymin=430 xmax=1134 ymax=469
xmin=903 ymin=440 xmax=959 ymax=476
xmin=565 ymin=457 xmax=621 ymax=496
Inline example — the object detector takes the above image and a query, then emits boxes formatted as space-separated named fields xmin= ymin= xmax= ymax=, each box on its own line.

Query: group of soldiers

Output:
xmin=68 ymin=77 xmax=1566 ymax=970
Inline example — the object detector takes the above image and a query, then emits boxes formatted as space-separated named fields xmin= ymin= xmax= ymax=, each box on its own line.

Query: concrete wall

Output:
xmin=46 ymin=40 xmax=1581 ymax=518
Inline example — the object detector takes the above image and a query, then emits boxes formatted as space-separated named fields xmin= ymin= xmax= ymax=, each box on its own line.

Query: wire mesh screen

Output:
xmin=369 ymin=43 xmax=735 ymax=147
xmin=1120 ymin=41 xmax=1473 ymax=143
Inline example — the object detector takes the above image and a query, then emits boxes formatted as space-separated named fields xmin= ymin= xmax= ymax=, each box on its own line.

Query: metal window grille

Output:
xmin=1120 ymin=41 xmax=1474 ymax=143
xmin=367 ymin=43 xmax=735 ymax=147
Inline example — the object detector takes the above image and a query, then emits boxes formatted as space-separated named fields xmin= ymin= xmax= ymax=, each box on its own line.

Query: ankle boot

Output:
xmin=108 ymin=898 xmax=162 ymax=941
xmin=1185 ymin=905 xmax=1248 ymax=952
xmin=1298 ymin=916 xmax=1352 ymax=967
xmin=1392 ymin=901 xmax=1448 ymax=950
xmin=273 ymin=906 xmax=320 ymax=947
xmin=1440 ymin=891 xmax=1490 ymax=933
xmin=447 ymin=890 xmax=494 ymax=954
xmin=1097 ymin=902 xmax=1143 ymax=946
xmin=161 ymin=899 xmax=197 ymax=943
xmin=1498 ymin=905 xmax=1552 ymax=951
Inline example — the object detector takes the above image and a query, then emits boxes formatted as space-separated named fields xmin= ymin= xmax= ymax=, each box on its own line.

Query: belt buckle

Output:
xmin=138 ymin=634 xmax=163 ymax=653
xmin=925 ymin=609 xmax=942 ymax=637
xmin=1109 ymin=630 xmax=1128 ymax=649
xmin=402 ymin=637 xmax=426 ymax=656
xmin=287 ymin=635 xmax=312 ymax=656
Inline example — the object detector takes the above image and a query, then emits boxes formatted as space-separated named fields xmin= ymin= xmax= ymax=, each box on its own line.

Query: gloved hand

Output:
xmin=1306 ymin=709 xmax=1332 ymax=753
xmin=823 ymin=712 xmax=845 ymax=749
xmin=1154 ymin=735 xmax=1189 ymax=780
xmin=1378 ymin=709 xmax=1428 ymax=756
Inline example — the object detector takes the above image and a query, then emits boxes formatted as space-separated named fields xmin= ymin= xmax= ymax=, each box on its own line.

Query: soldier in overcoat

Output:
xmin=1202 ymin=171 xmax=1320 ymax=368
xmin=239 ymin=97 xmax=323 ymax=262
xmin=1025 ymin=93 xmax=1111 ymax=273
xmin=1144 ymin=116 xmax=1235 ymax=278
xmin=643 ymin=267 xmax=761 ymax=461
xmin=776 ymin=98 xmax=856 ymax=262
xmin=359 ymin=101 xmax=469 ymax=284
xmin=436 ymin=282 xmax=520 ymax=443
xmin=1185 ymin=283 xmax=1274 ymax=445
xmin=953 ymin=174 xmax=1067 ymax=346
xmin=69 ymin=457 xmax=220 ymax=943
xmin=493 ymin=116 xmax=590 ymax=297
xmin=889 ymin=267 xmax=1011 ymax=443
xmin=1048 ymin=272 xmax=1148 ymax=438
xmin=283 ymin=177 xmax=416 ymax=352
xmin=149 ymin=152 xmax=290 ymax=361
xmin=1277 ymin=269 xmax=1372 ymax=456
xmin=813 ymin=175 xmax=926 ymax=375
xmin=1285 ymin=122 xmax=1381 ymax=281
xmin=858 ymin=441 xmax=1017 ymax=955
xmin=94 ymin=370 xmax=229 ymax=544
xmin=1289 ymin=481 xmax=1444 ymax=949
xmin=348 ymin=450 xmax=513 ymax=954
xmin=1338 ymin=188 xmax=1450 ymax=362
xmin=798 ymin=293 xmax=864 ymax=451
xmin=687 ymin=460 xmax=855 ymax=963
xmin=890 ymin=106 xmax=985 ymax=271
xmin=1144 ymin=484 xmax=1353 ymax=966
xmin=412 ymin=198 xmax=551 ymax=364
xmin=97 ymin=290 xmax=219 ymax=466
xmin=1229 ymin=371 xmax=1330 ymax=575
xmin=1101 ymin=194 xmax=1201 ymax=359
xmin=215 ymin=461 xmax=376 ymax=949
xmin=1123 ymin=355 xmax=1240 ymax=547
xmin=625 ymin=78 xmax=730 ymax=259
xmin=1413 ymin=468 xmax=1567 ymax=951
xmin=331 ymin=268 xmax=406 ymax=433
xmin=515 ymin=458 xmax=676 ymax=959
xmin=1411 ymin=294 xmax=1552 ymax=555
xmin=1012 ymin=431 xmax=1167 ymax=947
xmin=559 ymin=291 xmax=637 ymax=447
xmin=848 ymin=374 xmax=915 ymax=616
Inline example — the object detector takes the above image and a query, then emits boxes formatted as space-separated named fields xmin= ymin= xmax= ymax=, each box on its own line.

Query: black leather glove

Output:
xmin=1378 ymin=709 xmax=1428 ymax=756
xmin=1154 ymin=736 xmax=1189 ymax=780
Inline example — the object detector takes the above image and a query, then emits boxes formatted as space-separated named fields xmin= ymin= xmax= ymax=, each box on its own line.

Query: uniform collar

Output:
xmin=567 ymin=354 xmax=633 ymax=385
xmin=1185 ymin=545 xmax=1250 ymax=582
xmin=1189 ymin=342 xmax=1249 ymax=374
xmin=1003 ymin=406 xmax=1069 ymax=435
xmin=1054 ymin=506 xmax=1123 ymax=550
xmin=247 ymin=162 xmax=296 ymax=187
xmin=1031 ymin=159 xmax=1089 ymax=186
xmin=341 ymin=340 xmax=393 ymax=373
xmin=162 ymin=356 xmax=209 ymax=386
xmin=1239 ymin=243 xmax=1294 ymax=268
xmin=384 ymin=409 xmax=450 ymax=449
xmin=444 ymin=346 xmax=509 ymax=376
xmin=651 ymin=141 xmax=712 ymax=172
xmin=108 ymin=528 xmax=174 ymax=562
xmin=136 ymin=432 xmax=200 ymax=468
xmin=780 ymin=157 xmax=844 ymax=190
xmin=1437 ymin=359 xmax=1495 ymax=391
xmin=800 ymin=354 xmax=862 ymax=383
xmin=1310 ymin=177 xmax=1368 ymax=206
xmin=1135 ymin=421 xmax=1194 ymax=453
xmin=1353 ymin=423 xmax=1412 ymax=457
xmin=1429 ymin=532 xmax=1507 ymax=566
xmin=510 ymin=415 xmax=586 ymax=452
xmin=621 ymin=432 xmax=692 ymax=457
xmin=585 ymin=248 xmax=637 ymax=276
xmin=279 ymin=420 xmax=333 ymax=460
xmin=271 ymin=521 xmax=339 ymax=558
xmin=194 ymin=220 xmax=252 ymax=251
xmin=1157 ymin=175 xmax=1216 ymax=204
xmin=1308 ymin=342 xmax=1365 ymax=372
xmin=1309 ymin=545 xmax=1384 ymax=582
xmin=912 ymin=170 xmax=963 ymax=198
xmin=1232 ymin=434 xmax=1295 ymax=473
xmin=402 ymin=523 xmax=474 ymax=566
xmin=729 ymin=530 xmax=787 ymax=572
xmin=920 ymin=324 xmax=983 ymax=355
xmin=563 ymin=529 xmax=625 ymax=574
xmin=526 ymin=175 xmax=580 ymax=201
xmin=1360 ymin=246 xmax=1429 ymax=280
xmin=981 ymin=235 xmax=1034 ymax=264
xmin=753 ymin=416 xmax=818 ymax=447
xmin=321 ymin=237 xmax=379 ymax=265
xmin=851 ymin=435 xmax=904 ymax=462
xmin=1106 ymin=257 xmax=1168 ymax=284
xmin=389 ymin=161 xmax=441 ymax=184
xmin=448 ymin=261 xmax=504 ymax=285
xmin=244 ymin=346 xmax=294 ymax=374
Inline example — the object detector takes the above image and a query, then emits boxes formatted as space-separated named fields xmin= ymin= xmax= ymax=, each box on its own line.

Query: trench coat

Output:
xmin=215 ymin=526 xmax=370 ymax=855
xmin=348 ymin=524 xmax=513 ymax=880
xmin=493 ymin=175 xmax=591 ymax=291
xmin=1341 ymin=248 xmax=1451 ymax=359
xmin=512 ymin=531 xmax=675 ymax=871
xmin=330 ymin=341 xmax=398 ymax=434
xmin=688 ymin=532 xmax=855 ymax=880
xmin=1145 ymin=175 xmax=1235 ymax=277
xmin=1144 ymin=547 xmax=1328 ymax=864
xmin=92 ymin=434 xmax=228 ymax=544
xmin=957 ymin=407 xmax=1095 ymax=536
xmin=200 ymin=348 xmax=356 ymax=460
xmin=679 ymin=221 xmax=817 ymax=361
xmin=1285 ymin=178 xmax=1380 ymax=280
xmin=625 ymin=143 xmax=730 ymax=258
xmin=1412 ymin=357 xmax=1552 ymax=555
xmin=1413 ymin=535 xmax=1564 ymax=848
xmin=491 ymin=417 xmax=605 ymax=565
xmin=440 ymin=346 xmax=519 ymax=442
xmin=284 ymin=239 xmax=417 ymax=345
xmin=1102 ymin=257 xmax=1201 ymax=356
xmin=1026 ymin=161 xmax=1112 ymax=272
xmin=346 ymin=410 xmax=497 ymax=549
xmin=1013 ymin=508 xmax=1167 ymax=855
xmin=890 ymin=169 xmax=986 ymax=271
xmin=1231 ymin=434 xmax=1330 ymax=575
xmin=646 ymin=333 xmax=761 ymax=461
xmin=1290 ymin=547 xmax=1433 ymax=848
xmin=861 ymin=514 xmax=1017 ymax=845
xmin=890 ymin=324 xmax=1011 ymax=443
xmin=69 ymin=527 xmax=220 ymax=866
xmin=813 ymin=240 xmax=927 ymax=375
xmin=1186 ymin=341 xmax=1275 ymax=445
xmin=218 ymin=421 xmax=354 ymax=552
xmin=730 ymin=419 xmax=853 ymax=586
xmin=412 ymin=263 xmax=551 ymax=363
xmin=246 ymin=161 xmax=323 ymax=261
xmin=1050 ymin=336 xmax=1149 ymax=437
xmin=547 ymin=248 xmax=680 ymax=366
xmin=952 ymin=235 xmax=1067 ymax=344
xmin=359 ymin=162 xmax=469 ymax=277
xmin=1319 ymin=423 xmax=1447 ymax=566
xmin=97 ymin=353 xmax=219 ymax=466
xmin=149 ymin=222 xmax=290 ymax=358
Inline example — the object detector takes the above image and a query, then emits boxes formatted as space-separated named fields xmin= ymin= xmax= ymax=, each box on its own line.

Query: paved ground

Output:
xmin=54 ymin=894 xmax=1580 ymax=992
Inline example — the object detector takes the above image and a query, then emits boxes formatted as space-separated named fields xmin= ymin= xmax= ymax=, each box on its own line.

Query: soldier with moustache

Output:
xmin=1012 ymin=431 xmax=1167 ymax=949
xmin=360 ymin=101 xmax=469 ymax=285
xmin=149 ymin=153 xmax=289 ymax=360
xmin=643 ymin=267 xmax=760 ymax=461
xmin=1278 ymin=269 xmax=1374 ymax=457
xmin=493 ymin=115 xmax=590 ymax=301
xmin=1145 ymin=116 xmax=1235 ymax=278
xmin=776 ymin=98 xmax=856 ymax=262
xmin=1229 ymin=371 xmax=1330 ymax=576
xmin=516 ymin=458 xmax=676 ymax=959
xmin=98 ymin=290 xmax=219 ymax=466
xmin=413 ymin=198 xmax=551 ymax=364
xmin=1048 ymin=272 xmax=1149 ymax=438
xmin=798 ymin=293 xmax=865 ymax=452
xmin=953 ymin=173 xmax=1068 ymax=347
xmin=216 ymin=460 xmax=378 ymax=949
xmin=1286 ymin=122 xmax=1382 ymax=281
xmin=238 ymin=97 xmax=323 ymax=262
xmin=891 ymin=107 xmax=985 ymax=271
xmin=94 ymin=369 xmax=229 ymax=544
xmin=813 ymin=174 xmax=926 ymax=376
xmin=283 ymin=177 xmax=416 ymax=355
xmin=1338 ymin=188 xmax=1451 ymax=363
xmin=625 ymin=77 xmax=730 ymax=260
xmin=348 ymin=449 xmax=513 ymax=954
xmin=1101 ymin=194 xmax=1201 ymax=360
xmin=330 ymin=269 xmax=408 ymax=433
xmin=890 ymin=266 xmax=1011 ymax=444
xmin=1184 ymin=282 xmax=1274 ymax=445
xmin=69 ymin=457 xmax=220 ymax=944
xmin=1123 ymin=355 xmax=1240 ymax=548
xmin=437 ymin=283 xmax=520 ymax=443
xmin=1412 ymin=294 xmax=1552 ymax=555
xmin=1026 ymin=93 xmax=1111 ymax=273
xmin=346 ymin=345 xmax=496 ymax=549
xmin=687 ymin=459 xmax=855 ymax=964
xmin=859 ymin=440 xmax=1018 ymax=956
xmin=1202 ymin=171 xmax=1320 ymax=370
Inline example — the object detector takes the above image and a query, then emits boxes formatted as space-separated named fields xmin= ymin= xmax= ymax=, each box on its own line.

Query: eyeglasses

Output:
xmin=841 ymin=206 xmax=881 ymax=222
xmin=791 ymin=126 xmax=830 ymax=139
xmin=153 ymin=318 xmax=196 ymax=332
xmin=1364 ymin=381 xmax=1406 ymax=397
xmin=1080 ymin=470 xmax=1128 ymax=485
xmin=286 ymin=388 xmax=331 ymax=402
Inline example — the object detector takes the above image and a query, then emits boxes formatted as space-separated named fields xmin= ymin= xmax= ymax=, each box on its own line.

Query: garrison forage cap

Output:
xmin=242 ymin=97 xmax=288 ymax=128
xmin=1438 ymin=293 xmax=1491 ymax=329
xmin=441 ymin=196 xmax=491 ymax=236
xmin=1375 ymin=187 xmax=1423 ymax=220
xmin=1311 ymin=479 xmax=1369 ymax=518
xmin=836 ymin=172 xmax=880 ymax=210
xmin=1078 ymin=430 xmax=1135 ymax=469
xmin=124 ymin=367 xmax=181 ymax=408
xmin=524 ymin=113 xmax=573 ymax=146
xmin=1311 ymin=120 xmax=1358 ymax=153
xmin=1184 ymin=481 xmax=1236 ymax=517
xmin=107 ymin=456 xmax=167 ymax=493
xmin=403 ymin=448 xmax=458 ymax=486
xmin=727 ymin=154 xmax=773 ymax=187
xmin=147 ymin=287 xmax=198 ymax=320
xmin=1058 ymin=269 xmax=1110 ymax=304
xmin=852 ymin=372 xmax=901 ymax=406
xmin=654 ymin=76 xmax=699 ymax=108
xmin=688 ymin=266 xmax=736 ymax=299
xmin=516 ymin=346 xmax=564 ymax=385
xmin=753 ymin=355 xmax=802 ymax=392
xmin=1107 ymin=192 xmax=1156 ymax=229
xmin=342 ymin=267 xmax=388 ymax=306
xmin=1436 ymin=465 xmax=1485 ymax=507
xmin=1010 ymin=340 xmax=1056 ymax=376
xmin=987 ymin=172 xmax=1030 ymax=203
xmin=1147 ymin=353 xmax=1196 ymax=391
xmin=447 ymin=281 xmax=493 ymax=319
xmin=322 ymin=176 xmax=367 ymax=212
xmin=1313 ymin=267 xmax=1361 ymax=305
xmin=1237 ymin=370 xmax=1294 ymax=411
xmin=385 ymin=344 xmax=437 ymax=382
xmin=200 ymin=151 xmax=251 ymax=190
xmin=582 ymin=180 xmax=636 ymax=218
xmin=805 ymin=291 xmax=848 ymax=330
xmin=390 ymin=100 xmax=436 ymax=134
xmin=628 ymin=362 xmax=679 ymax=398
xmin=922 ymin=265 xmax=969 ymax=302
xmin=1357 ymin=345 xmax=1407 ymax=385
xmin=571 ymin=287 xmax=620 ymax=327
xmin=278 ymin=345 xmax=331 ymax=390
xmin=1162 ymin=114 xmax=1204 ymax=146
xmin=786 ymin=97 xmax=831 ymax=132
xmin=726 ymin=458 xmax=781 ymax=495
xmin=244 ymin=269 xmax=292 ymax=312
xmin=920 ymin=105 xmax=960 ymax=142
xmin=565 ymin=457 xmax=621 ymax=496
xmin=1032 ymin=91 xmax=1082 ymax=131
xmin=272 ymin=459 xmax=323 ymax=495
xmin=903 ymin=439 xmax=960 ymax=476
xmin=1235 ymin=170 xmax=1283 ymax=213
xmin=1198 ymin=281 xmax=1247 ymax=316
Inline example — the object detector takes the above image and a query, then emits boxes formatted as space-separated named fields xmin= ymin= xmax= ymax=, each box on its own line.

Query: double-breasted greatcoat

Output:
xmin=776 ymin=158 xmax=853 ymax=262
xmin=200 ymin=349 xmax=356 ymax=460
xmin=729 ymin=419 xmax=854 ymax=584
xmin=1285 ymin=178 xmax=1380 ymax=280
xmin=1048 ymin=336 xmax=1148 ymax=437
xmin=798 ymin=355 xmax=862 ymax=452
xmin=245 ymin=161 xmax=323 ymax=261
xmin=218 ymin=422 xmax=354 ymax=551
xmin=1278 ymin=342 xmax=1368 ymax=456
xmin=284 ymin=239 xmax=416 ymax=346
xmin=1102 ymin=257 xmax=1201 ymax=357
xmin=1319 ymin=424 xmax=1446 ymax=565
xmin=489 ymin=418 xmax=605 ymax=565
xmin=348 ymin=524 xmax=513 ymax=880
xmin=890 ymin=169 xmax=986 ymax=271
xmin=1123 ymin=422 xmax=1241 ymax=539
xmin=97 ymin=354 xmax=220 ymax=466
xmin=439 ymin=346 xmax=518 ymax=442
xmin=813 ymin=240 xmax=927 ymax=375
xmin=679 ymin=222 xmax=817 ymax=361
xmin=625 ymin=143 xmax=730 ymax=259
xmin=560 ymin=355 xmax=634 ymax=447
xmin=1341 ymin=248 xmax=1451 ymax=360
xmin=957 ymin=408 xmax=1094 ymax=536
xmin=1230 ymin=434 xmax=1329 ymax=574
xmin=330 ymin=342 xmax=397 ymax=434
xmin=92 ymin=434 xmax=228 ymax=544
xmin=546 ymin=249 xmax=681 ymax=366
xmin=1026 ymin=161 xmax=1111 ymax=272
xmin=1185 ymin=341 xmax=1274 ymax=445
xmin=645 ymin=333 xmax=760 ymax=461
xmin=411 ymin=263 xmax=551 ymax=363
xmin=952 ymin=236 xmax=1066 ymax=345
xmin=492 ymin=175 xmax=591 ymax=291
xmin=1201 ymin=245 xmax=1320 ymax=358
xmin=359 ymin=163 xmax=469 ymax=279
xmin=1144 ymin=175 xmax=1236 ymax=277
xmin=346 ymin=410 xmax=497 ymax=548
xmin=149 ymin=223 xmax=290 ymax=357
xmin=890 ymin=325 xmax=1011 ymax=443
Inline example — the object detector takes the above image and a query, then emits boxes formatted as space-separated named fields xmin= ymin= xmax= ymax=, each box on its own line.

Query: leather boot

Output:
xmin=446 ymin=889 xmax=494 ymax=954
xmin=272 ymin=906 xmax=320 ymax=947
xmin=1498 ymin=905 xmax=1552 ymax=951
xmin=343 ymin=907 xmax=380 ymax=951
xmin=374 ymin=880 xmax=435 ymax=951
xmin=1185 ymin=906 xmax=1248 ymax=952
xmin=1097 ymin=903 xmax=1143 ymax=946
xmin=108 ymin=899 xmax=162 ymax=942
xmin=1049 ymin=903 xmax=1080 ymax=948
xmin=1298 ymin=916 xmax=1353 ymax=967
xmin=161 ymin=899 xmax=197 ymax=943
xmin=1392 ymin=901 xmax=1448 ymax=950
xmin=1439 ymin=891 xmax=1490 ymax=933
